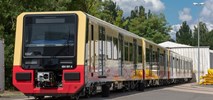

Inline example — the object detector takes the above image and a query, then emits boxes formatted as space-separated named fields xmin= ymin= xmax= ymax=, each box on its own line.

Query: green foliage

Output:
xmin=193 ymin=22 xmax=210 ymax=46
xmin=127 ymin=6 xmax=171 ymax=43
xmin=177 ymin=21 xmax=213 ymax=50
xmin=0 ymin=0 xmax=173 ymax=89
xmin=176 ymin=21 xmax=193 ymax=45
xmin=206 ymin=30 xmax=213 ymax=49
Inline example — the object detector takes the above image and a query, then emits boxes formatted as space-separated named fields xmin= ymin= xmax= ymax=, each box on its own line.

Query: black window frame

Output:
xmin=22 ymin=14 xmax=78 ymax=58
xmin=22 ymin=14 xmax=78 ymax=70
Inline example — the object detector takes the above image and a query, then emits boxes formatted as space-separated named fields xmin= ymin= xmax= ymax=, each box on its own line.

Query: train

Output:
xmin=12 ymin=11 xmax=193 ymax=100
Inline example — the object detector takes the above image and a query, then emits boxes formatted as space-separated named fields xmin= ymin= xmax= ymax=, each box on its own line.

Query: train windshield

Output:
xmin=23 ymin=14 xmax=78 ymax=57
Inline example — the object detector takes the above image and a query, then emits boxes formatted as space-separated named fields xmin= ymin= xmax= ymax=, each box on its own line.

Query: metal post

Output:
xmin=193 ymin=2 xmax=204 ymax=84
xmin=198 ymin=18 xmax=200 ymax=84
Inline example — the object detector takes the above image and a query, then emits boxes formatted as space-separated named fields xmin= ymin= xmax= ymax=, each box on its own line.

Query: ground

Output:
xmin=1 ymin=83 xmax=213 ymax=100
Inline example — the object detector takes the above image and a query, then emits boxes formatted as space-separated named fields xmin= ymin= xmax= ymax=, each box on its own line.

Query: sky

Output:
xmin=112 ymin=0 xmax=213 ymax=40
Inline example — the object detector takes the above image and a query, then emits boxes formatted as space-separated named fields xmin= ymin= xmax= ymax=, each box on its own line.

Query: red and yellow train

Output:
xmin=13 ymin=11 xmax=193 ymax=99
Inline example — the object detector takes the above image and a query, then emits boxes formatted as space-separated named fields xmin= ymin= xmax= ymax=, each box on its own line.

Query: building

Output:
xmin=159 ymin=41 xmax=211 ymax=82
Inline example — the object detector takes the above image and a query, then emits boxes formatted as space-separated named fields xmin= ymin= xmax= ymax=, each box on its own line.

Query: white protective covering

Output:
xmin=159 ymin=41 xmax=210 ymax=82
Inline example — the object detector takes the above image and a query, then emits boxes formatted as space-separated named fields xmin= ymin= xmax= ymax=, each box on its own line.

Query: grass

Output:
xmin=0 ymin=90 xmax=24 ymax=97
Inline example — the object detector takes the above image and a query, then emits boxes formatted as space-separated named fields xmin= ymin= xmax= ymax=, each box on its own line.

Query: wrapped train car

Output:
xmin=12 ymin=11 xmax=193 ymax=100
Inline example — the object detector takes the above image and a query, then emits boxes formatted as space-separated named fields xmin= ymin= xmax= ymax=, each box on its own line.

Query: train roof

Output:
xmin=168 ymin=49 xmax=192 ymax=61
xmin=142 ymin=38 xmax=167 ymax=50
xmin=86 ymin=14 xmax=141 ymax=39
xmin=86 ymin=13 xmax=168 ymax=49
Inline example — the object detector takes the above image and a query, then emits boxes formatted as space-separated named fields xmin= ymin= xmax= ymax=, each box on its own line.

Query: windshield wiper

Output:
xmin=54 ymin=30 xmax=74 ymax=56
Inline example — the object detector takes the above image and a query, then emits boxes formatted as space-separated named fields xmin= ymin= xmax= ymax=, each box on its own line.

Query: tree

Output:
xmin=127 ymin=6 xmax=171 ymax=43
xmin=206 ymin=30 xmax=213 ymax=49
xmin=192 ymin=22 xmax=209 ymax=46
xmin=176 ymin=21 xmax=193 ymax=45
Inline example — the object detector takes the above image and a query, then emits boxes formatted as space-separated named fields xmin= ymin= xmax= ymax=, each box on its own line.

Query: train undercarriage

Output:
xmin=31 ymin=78 xmax=191 ymax=100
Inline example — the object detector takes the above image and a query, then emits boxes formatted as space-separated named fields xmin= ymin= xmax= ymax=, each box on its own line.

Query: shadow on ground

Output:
xmin=16 ymin=82 xmax=193 ymax=100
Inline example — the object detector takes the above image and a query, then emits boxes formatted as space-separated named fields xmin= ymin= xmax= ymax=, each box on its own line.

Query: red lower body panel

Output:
xmin=12 ymin=65 xmax=84 ymax=95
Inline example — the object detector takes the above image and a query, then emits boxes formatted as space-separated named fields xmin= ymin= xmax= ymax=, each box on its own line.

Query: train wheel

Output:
xmin=34 ymin=96 xmax=44 ymax=100
xmin=130 ymin=81 xmax=135 ymax=90
xmin=73 ymin=95 xmax=80 ymax=100
xmin=84 ymin=91 xmax=91 ymax=98
xmin=102 ymin=84 xmax=110 ymax=97
xmin=138 ymin=82 xmax=144 ymax=91
xmin=84 ymin=87 xmax=91 ymax=98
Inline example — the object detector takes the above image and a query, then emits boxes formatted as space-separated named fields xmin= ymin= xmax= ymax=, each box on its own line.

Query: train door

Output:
xmin=150 ymin=46 xmax=153 ymax=77
xmin=133 ymin=39 xmax=137 ymax=76
xmin=88 ymin=23 xmax=95 ymax=78
xmin=137 ymin=44 xmax=143 ymax=79
xmin=85 ymin=23 xmax=91 ymax=80
xmin=174 ymin=57 xmax=177 ymax=78
xmin=98 ymin=26 xmax=106 ymax=77
xmin=118 ymin=34 xmax=123 ymax=76
xmin=183 ymin=59 xmax=186 ymax=77
xmin=146 ymin=45 xmax=153 ymax=77
xmin=170 ymin=54 xmax=173 ymax=77
xmin=157 ymin=49 xmax=160 ymax=77
xmin=164 ymin=51 xmax=167 ymax=78
xmin=145 ymin=45 xmax=152 ymax=78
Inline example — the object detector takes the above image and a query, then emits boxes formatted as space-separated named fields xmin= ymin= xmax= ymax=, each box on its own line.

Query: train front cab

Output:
xmin=12 ymin=11 xmax=86 ymax=97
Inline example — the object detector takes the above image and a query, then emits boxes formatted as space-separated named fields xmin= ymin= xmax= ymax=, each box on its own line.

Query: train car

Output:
xmin=142 ymin=39 xmax=168 ymax=86
xmin=13 ymin=11 xmax=193 ymax=100
xmin=168 ymin=50 xmax=193 ymax=83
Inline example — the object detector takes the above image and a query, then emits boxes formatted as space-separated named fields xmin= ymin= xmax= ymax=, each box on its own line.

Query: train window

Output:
xmin=91 ymin=25 xmax=94 ymax=40
xmin=163 ymin=51 xmax=166 ymax=75
xmin=24 ymin=14 xmax=77 ymax=57
xmin=170 ymin=55 xmax=173 ymax=75
xmin=99 ymin=26 xmax=105 ymax=40
xmin=152 ymin=51 xmax=157 ymax=73
xmin=157 ymin=49 xmax=160 ymax=63
xmin=118 ymin=34 xmax=123 ymax=60
xmin=133 ymin=39 xmax=137 ymax=64
xmin=173 ymin=57 xmax=175 ymax=68
xmin=180 ymin=59 xmax=182 ymax=70
xmin=187 ymin=61 xmax=190 ymax=73
xmin=129 ymin=43 xmax=133 ymax=61
xmin=150 ymin=46 xmax=153 ymax=75
xmin=182 ymin=59 xmax=184 ymax=70
xmin=113 ymin=37 xmax=118 ymax=59
xmin=98 ymin=26 xmax=105 ymax=57
xmin=138 ymin=46 xmax=142 ymax=63
xmin=182 ymin=60 xmax=183 ymax=70
xmin=107 ymin=36 xmax=112 ymax=59
xmin=177 ymin=58 xmax=179 ymax=73
xmin=98 ymin=26 xmax=105 ymax=76
xmin=152 ymin=51 xmax=156 ymax=64
xmin=124 ymin=42 xmax=129 ymax=61
xmin=146 ymin=48 xmax=151 ymax=63
xmin=86 ymin=26 xmax=88 ymax=43
xmin=184 ymin=60 xmax=186 ymax=74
